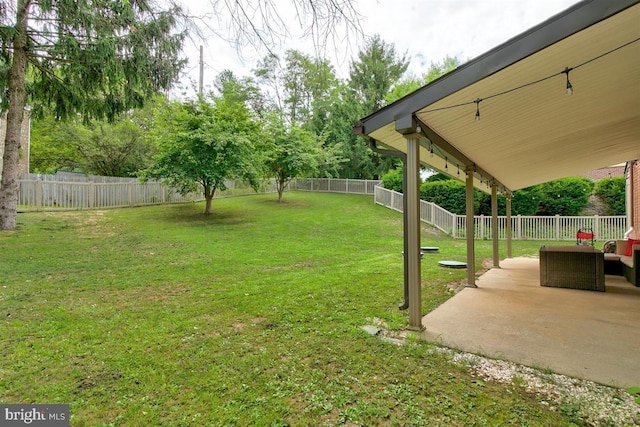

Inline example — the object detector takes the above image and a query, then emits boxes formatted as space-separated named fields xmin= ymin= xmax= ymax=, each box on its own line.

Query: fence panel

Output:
xmin=294 ymin=178 xmax=380 ymax=194
xmin=18 ymin=177 xmax=202 ymax=211
xmin=373 ymin=185 xmax=626 ymax=241
xmin=17 ymin=176 xmax=628 ymax=241
xmin=94 ymin=183 xmax=130 ymax=208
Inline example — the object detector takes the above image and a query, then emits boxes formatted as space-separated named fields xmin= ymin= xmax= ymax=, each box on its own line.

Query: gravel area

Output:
xmin=366 ymin=318 xmax=640 ymax=426
xmin=443 ymin=349 xmax=640 ymax=426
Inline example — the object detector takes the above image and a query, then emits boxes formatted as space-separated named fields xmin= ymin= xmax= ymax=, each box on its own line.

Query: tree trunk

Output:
xmin=0 ymin=0 xmax=30 ymax=230
xmin=203 ymin=184 xmax=215 ymax=214
xmin=277 ymin=178 xmax=285 ymax=203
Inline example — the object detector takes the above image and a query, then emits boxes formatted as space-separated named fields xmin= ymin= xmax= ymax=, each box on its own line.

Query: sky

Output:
xmin=178 ymin=0 xmax=579 ymax=94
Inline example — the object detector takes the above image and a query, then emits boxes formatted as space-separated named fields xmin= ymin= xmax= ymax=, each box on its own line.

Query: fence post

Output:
xmin=452 ymin=215 xmax=457 ymax=238
xmin=88 ymin=182 xmax=95 ymax=209
xmin=35 ymin=180 xmax=42 ymax=211
xmin=128 ymin=182 xmax=134 ymax=207
xmin=346 ymin=178 xmax=349 ymax=194
xmin=430 ymin=203 xmax=435 ymax=225
xmin=593 ymin=215 xmax=599 ymax=240
xmin=555 ymin=215 xmax=561 ymax=240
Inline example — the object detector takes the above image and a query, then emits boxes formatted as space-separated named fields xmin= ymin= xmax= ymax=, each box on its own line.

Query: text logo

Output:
xmin=1 ymin=405 xmax=69 ymax=426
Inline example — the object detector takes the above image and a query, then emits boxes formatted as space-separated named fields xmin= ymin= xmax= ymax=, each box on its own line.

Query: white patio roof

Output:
xmin=356 ymin=0 xmax=640 ymax=193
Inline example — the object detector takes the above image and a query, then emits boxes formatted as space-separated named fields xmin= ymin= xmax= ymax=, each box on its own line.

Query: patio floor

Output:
xmin=421 ymin=257 xmax=640 ymax=388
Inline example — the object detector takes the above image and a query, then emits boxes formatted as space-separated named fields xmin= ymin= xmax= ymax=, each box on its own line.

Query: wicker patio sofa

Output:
xmin=539 ymin=245 xmax=605 ymax=292
xmin=607 ymin=239 xmax=640 ymax=286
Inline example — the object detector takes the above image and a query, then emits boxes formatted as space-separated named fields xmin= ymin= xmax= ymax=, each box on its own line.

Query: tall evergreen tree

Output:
xmin=348 ymin=35 xmax=409 ymax=112
xmin=325 ymin=35 xmax=409 ymax=179
xmin=0 ymin=0 xmax=187 ymax=229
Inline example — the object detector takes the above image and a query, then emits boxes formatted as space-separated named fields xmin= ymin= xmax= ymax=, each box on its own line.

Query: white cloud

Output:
xmin=178 ymin=0 xmax=579 ymax=93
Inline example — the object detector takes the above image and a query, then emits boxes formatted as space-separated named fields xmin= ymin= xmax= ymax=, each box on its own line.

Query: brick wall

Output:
xmin=0 ymin=111 xmax=30 ymax=178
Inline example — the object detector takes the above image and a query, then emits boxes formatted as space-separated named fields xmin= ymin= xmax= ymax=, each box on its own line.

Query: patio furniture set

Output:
xmin=539 ymin=238 xmax=640 ymax=292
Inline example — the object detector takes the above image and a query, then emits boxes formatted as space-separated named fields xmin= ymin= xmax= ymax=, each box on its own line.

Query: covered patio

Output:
xmin=354 ymin=0 xmax=640 ymax=316
xmin=353 ymin=0 xmax=640 ymax=384
xmin=422 ymin=257 xmax=640 ymax=387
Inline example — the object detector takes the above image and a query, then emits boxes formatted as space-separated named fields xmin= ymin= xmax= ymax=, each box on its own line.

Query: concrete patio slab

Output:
xmin=421 ymin=257 xmax=640 ymax=388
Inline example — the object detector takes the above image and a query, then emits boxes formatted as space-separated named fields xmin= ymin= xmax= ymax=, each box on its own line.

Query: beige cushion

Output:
xmin=615 ymin=240 xmax=628 ymax=256
xmin=620 ymin=256 xmax=634 ymax=268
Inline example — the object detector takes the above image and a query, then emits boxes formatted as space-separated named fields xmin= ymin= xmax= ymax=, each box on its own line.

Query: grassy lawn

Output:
xmin=1 ymin=192 xmax=581 ymax=426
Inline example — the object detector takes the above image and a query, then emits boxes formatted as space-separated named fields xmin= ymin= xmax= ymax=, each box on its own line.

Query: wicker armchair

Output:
xmin=539 ymin=245 xmax=605 ymax=292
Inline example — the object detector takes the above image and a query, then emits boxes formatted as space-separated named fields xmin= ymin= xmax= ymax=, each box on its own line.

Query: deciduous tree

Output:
xmin=142 ymin=94 xmax=261 ymax=215
xmin=262 ymin=115 xmax=319 ymax=202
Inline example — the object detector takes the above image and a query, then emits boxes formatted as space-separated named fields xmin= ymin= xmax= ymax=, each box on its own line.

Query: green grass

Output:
xmin=1 ymin=192 xmax=579 ymax=426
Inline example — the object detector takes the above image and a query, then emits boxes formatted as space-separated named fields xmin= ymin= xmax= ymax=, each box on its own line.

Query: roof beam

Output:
xmin=414 ymin=117 xmax=510 ymax=193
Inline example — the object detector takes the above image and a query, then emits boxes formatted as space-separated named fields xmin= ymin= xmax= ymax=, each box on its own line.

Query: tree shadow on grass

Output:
xmin=150 ymin=203 xmax=254 ymax=228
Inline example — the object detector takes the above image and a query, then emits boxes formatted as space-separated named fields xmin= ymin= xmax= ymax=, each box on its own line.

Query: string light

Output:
xmin=404 ymin=38 xmax=639 ymax=192
xmin=474 ymin=98 xmax=482 ymax=121
xmin=419 ymin=37 xmax=640 ymax=118
xmin=562 ymin=67 xmax=573 ymax=95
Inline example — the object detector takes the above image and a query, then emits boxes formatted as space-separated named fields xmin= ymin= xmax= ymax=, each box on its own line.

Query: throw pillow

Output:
xmin=625 ymin=239 xmax=640 ymax=256
xmin=602 ymin=240 xmax=616 ymax=253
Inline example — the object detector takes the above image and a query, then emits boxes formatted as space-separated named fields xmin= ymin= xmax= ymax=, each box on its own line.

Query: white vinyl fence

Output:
xmin=292 ymin=178 xmax=381 ymax=194
xmin=18 ymin=175 xmax=278 ymax=211
xmin=374 ymin=186 xmax=627 ymax=241
xmin=17 ymin=175 xmax=626 ymax=241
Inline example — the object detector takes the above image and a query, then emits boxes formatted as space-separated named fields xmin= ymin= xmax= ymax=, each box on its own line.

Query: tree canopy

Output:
xmin=0 ymin=0 xmax=187 ymax=229
xmin=142 ymin=94 xmax=261 ymax=215
xmin=262 ymin=114 xmax=321 ymax=203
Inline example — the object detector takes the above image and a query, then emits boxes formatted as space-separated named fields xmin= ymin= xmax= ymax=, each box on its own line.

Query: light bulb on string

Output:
xmin=445 ymin=157 xmax=448 ymax=170
xmin=474 ymin=98 xmax=482 ymax=121
xmin=562 ymin=67 xmax=573 ymax=95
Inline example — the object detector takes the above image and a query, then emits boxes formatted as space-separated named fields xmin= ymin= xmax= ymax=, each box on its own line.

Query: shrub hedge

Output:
xmin=382 ymin=172 xmax=622 ymax=216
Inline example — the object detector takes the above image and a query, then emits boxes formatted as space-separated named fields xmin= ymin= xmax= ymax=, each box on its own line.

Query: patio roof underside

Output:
xmin=362 ymin=0 xmax=640 ymax=194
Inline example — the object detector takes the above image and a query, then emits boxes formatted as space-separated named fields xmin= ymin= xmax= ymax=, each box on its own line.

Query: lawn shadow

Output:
xmin=151 ymin=202 xmax=255 ymax=228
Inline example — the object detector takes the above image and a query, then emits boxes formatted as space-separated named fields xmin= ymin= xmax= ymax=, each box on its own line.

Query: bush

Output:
xmin=476 ymin=185 xmax=542 ymax=216
xmin=594 ymin=176 xmax=626 ymax=215
xmin=391 ymin=172 xmax=602 ymax=217
xmin=381 ymin=167 xmax=403 ymax=193
xmin=425 ymin=172 xmax=451 ymax=182
xmin=420 ymin=179 xmax=480 ymax=215
xmin=537 ymin=177 xmax=594 ymax=216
